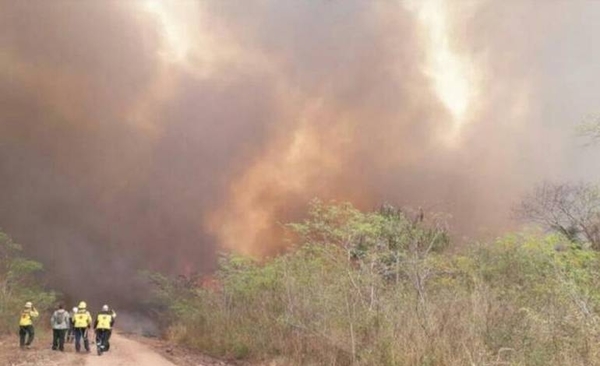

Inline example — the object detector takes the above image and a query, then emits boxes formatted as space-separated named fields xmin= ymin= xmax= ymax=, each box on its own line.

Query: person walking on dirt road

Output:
xmin=94 ymin=304 xmax=116 ymax=355
xmin=50 ymin=303 xmax=70 ymax=351
xmin=73 ymin=301 xmax=92 ymax=352
xmin=18 ymin=301 xmax=39 ymax=349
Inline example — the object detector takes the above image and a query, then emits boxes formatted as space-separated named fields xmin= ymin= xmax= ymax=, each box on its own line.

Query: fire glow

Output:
xmin=406 ymin=0 xmax=480 ymax=142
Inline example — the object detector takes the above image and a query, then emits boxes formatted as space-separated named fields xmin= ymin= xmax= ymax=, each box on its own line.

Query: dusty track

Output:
xmin=85 ymin=333 xmax=178 ymax=366
xmin=0 ymin=333 xmax=231 ymax=366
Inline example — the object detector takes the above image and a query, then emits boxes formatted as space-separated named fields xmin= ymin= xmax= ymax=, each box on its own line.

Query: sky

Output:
xmin=1 ymin=0 xmax=599 ymax=304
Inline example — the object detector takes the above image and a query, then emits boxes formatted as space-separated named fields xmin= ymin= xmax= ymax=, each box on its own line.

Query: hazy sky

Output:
xmin=1 ymin=0 xmax=599 ymax=303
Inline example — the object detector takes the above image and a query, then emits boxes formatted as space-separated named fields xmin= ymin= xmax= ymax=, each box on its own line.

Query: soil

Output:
xmin=0 ymin=332 xmax=82 ymax=366
xmin=0 ymin=332 xmax=237 ymax=366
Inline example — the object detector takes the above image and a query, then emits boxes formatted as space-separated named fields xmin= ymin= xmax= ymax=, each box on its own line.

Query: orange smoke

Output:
xmin=206 ymin=98 xmax=357 ymax=256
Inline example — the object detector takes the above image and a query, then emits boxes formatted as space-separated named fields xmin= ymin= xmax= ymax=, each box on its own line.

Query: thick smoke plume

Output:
xmin=1 ymin=0 xmax=599 ymax=304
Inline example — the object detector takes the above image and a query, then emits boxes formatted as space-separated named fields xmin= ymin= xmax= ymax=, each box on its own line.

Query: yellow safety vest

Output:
xmin=96 ymin=313 xmax=113 ymax=330
xmin=19 ymin=309 xmax=39 ymax=326
xmin=73 ymin=310 xmax=92 ymax=328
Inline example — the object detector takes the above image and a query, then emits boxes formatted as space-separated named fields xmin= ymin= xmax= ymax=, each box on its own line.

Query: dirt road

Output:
xmin=0 ymin=333 xmax=232 ymax=366
xmin=84 ymin=333 xmax=178 ymax=366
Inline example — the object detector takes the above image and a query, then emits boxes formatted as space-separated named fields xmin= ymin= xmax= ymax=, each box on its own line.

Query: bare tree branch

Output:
xmin=515 ymin=182 xmax=600 ymax=249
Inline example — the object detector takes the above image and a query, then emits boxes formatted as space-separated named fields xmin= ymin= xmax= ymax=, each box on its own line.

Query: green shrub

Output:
xmin=0 ymin=231 xmax=56 ymax=334
xmin=148 ymin=202 xmax=600 ymax=365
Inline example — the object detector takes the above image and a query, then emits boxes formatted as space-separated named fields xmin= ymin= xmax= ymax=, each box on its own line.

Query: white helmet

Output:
xmin=102 ymin=304 xmax=109 ymax=311
xmin=72 ymin=307 xmax=78 ymax=313
xmin=24 ymin=302 xmax=32 ymax=308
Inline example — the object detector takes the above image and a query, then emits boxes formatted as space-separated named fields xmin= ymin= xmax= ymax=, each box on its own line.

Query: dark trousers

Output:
xmin=19 ymin=325 xmax=34 ymax=347
xmin=74 ymin=328 xmax=89 ymax=352
xmin=52 ymin=329 xmax=67 ymax=351
xmin=106 ymin=329 xmax=112 ymax=350
xmin=95 ymin=329 xmax=111 ymax=351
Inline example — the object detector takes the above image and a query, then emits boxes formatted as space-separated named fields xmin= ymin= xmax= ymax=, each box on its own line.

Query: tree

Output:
xmin=288 ymin=200 xmax=450 ymax=336
xmin=0 ymin=230 xmax=56 ymax=332
xmin=287 ymin=200 xmax=449 ymax=283
xmin=515 ymin=182 xmax=600 ymax=249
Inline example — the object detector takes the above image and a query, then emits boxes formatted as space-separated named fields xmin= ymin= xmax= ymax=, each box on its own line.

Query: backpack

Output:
xmin=55 ymin=310 xmax=65 ymax=325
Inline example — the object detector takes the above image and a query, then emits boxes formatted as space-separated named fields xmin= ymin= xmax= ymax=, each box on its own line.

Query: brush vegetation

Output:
xmin=147 ymin=201 xmax=600 ymax=366
xmin=0 ymin=231 xmax=56 ymax=333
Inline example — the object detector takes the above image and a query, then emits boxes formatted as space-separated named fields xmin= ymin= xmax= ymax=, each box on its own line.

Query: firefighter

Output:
xmin=18 ymin=301 xmax=39 ymax=349
xmin=94 ymin=304 xmax=116 ymax=355
xmin=50 ymin=303 xmax=70 ymax=351
xmin=73 ymin=301 xmax=92 ymax=352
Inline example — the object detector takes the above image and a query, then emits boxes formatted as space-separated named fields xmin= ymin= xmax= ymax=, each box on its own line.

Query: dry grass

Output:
xmin=156 ymin=237 xmax=600 ymax=365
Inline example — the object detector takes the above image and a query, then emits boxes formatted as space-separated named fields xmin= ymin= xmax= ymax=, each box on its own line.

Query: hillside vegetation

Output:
xmin=148 ymin=201 xmax=600 ymax=366
xmin=0 ymin=231 xmax=56 ymax=333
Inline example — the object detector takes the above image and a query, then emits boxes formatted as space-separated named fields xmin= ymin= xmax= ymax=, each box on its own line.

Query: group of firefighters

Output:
xmin=18 ymin=301 xmax=116 ymax=355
